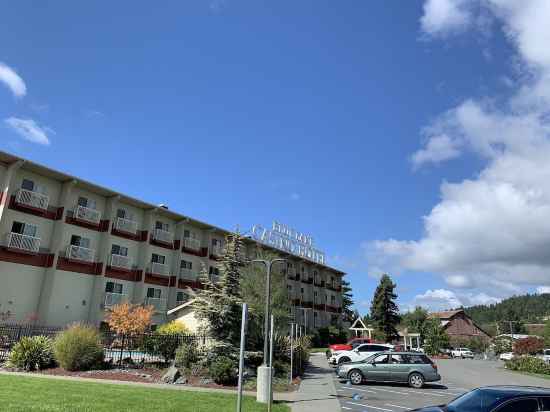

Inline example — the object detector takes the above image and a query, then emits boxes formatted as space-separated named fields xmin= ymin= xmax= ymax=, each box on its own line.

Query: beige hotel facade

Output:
xmin=0 ymin=151 xmax=345 ymax=329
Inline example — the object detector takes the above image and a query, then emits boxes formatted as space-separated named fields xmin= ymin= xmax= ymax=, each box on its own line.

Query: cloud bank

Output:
xmin=0 ymin=62 xmax=27 ymax=98
xmin=4 ymin=117 xmax=52 ymax=145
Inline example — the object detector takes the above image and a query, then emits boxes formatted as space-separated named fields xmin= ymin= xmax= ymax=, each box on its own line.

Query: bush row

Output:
xmin=8 ymin=324 xmax=104 ymax=372
xmin=505 ymin=356 xmax=550 ymax=375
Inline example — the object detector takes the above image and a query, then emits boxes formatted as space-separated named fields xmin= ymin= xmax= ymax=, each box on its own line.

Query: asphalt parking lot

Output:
xmin=333 ymin=358 xmax=550 ymax=412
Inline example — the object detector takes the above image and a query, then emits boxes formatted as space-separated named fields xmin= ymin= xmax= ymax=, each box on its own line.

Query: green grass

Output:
xmin=309 ymin=348 xmax=329 ymax=353
xmin=0 ymin=375 xmax=290 ymax=412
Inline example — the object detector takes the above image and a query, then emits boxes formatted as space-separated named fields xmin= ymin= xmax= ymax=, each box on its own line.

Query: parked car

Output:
xmin=410 ymin=386 xmax=550 ymax=411
xmin=451 ymin=348 xmax=474 ymax=358
xmin=541 ymin=349 xmax=550 ymax=364
xmin=329 ymin=343 xmax=394 ymax=365
xmin=336 ymin=351 xmax=440 ymax=388
xmin=499 ymin=352 xmax=515 ymax=361
xmin=328 ymin=337 xmax=371 ymax=356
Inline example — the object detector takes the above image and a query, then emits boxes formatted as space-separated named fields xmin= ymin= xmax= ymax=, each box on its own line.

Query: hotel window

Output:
xmin=180 ymin=260 xmax=193 ymax=269
xmin=331 ymin=295 xmax=336 ymax=305
xmin=152 ymin=253 xmax=166 ymax=264
xmin=209 ymin=266 xmax=220 ymax=276
xmin=314 ymin=291 xmax=318 ymax=303
xmin=117 ymin=208 xmax=134 ymax=221
xmin=314 ymin=311 xmax=318 ymax=327
xmin=11 ymin=221 xmax=38 ymax=237
xmin=78 ymin=196 xmax=97 ymax=210
xmin=176 ymin=291 xmax=187 ymax=303
xmin=21 ymin=178 xmax=47 ymax=194
xmin=111 ymin=244 xmax=128 ymax=256
xmin=147 ymin=288 xmax=161 ymax=299
xmin=105 ymin=282 xmax=123 ymax=294
xmin=70 ymin=235 xmax=90 ymax=249
xmin=183 ymin=229 xmax=197 ymax=239
xmin=155 ymin=221 xmax=169 ymax=232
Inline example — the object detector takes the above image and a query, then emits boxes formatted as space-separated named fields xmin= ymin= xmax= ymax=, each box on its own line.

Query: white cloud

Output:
xmin=420 ymin=0 xmax=474 ymax=36
xmin=411 ymin=288 xmax=501 ymax=311
xmin=4 ymin=117 xmax=52 ymax=145
xmin=537 ymin=286 xmax=550 ymax=294
xmin=0 ymin=62 xmax=27 ymax=98
xmin=371 ymin=1 xmax=550 ymax=298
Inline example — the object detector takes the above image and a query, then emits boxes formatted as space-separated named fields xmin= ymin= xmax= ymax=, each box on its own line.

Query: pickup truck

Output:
xmin=451 ymin=348 xmax=474 ymax=358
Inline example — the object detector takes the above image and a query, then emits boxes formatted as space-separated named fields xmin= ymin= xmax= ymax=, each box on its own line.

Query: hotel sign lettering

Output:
xmin=251 ymin=221 xmax=326 ymax=265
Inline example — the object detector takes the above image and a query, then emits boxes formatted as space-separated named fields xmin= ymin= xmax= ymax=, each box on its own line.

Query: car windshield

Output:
xmin=446 ymin=389 xmax=507 ymax=412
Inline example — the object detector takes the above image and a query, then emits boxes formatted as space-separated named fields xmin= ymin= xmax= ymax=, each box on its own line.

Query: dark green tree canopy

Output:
xmin=370 ymin=274 xmax=401 ymax=342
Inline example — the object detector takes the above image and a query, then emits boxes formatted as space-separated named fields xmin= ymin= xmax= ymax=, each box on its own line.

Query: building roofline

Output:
xmin=0 ymin=150 xmax=345 ymax=275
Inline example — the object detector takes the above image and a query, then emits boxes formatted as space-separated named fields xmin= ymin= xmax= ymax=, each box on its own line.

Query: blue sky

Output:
xmin=2 ymin=1 xmax=550 ymax=314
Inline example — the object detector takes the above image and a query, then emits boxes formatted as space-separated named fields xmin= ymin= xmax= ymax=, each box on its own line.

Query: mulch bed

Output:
xmin=33 ymin=367 xmax=166 ymax=384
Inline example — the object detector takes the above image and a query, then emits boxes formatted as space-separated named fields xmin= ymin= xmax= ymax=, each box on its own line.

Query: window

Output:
xmin=372 ymin=354 xmax=389 ymax=364
xmin=212 ymin=238 xmax=220 ymax=246
xmin=314 ymin=311 xmax=318 ymax=327
xmin=22 ymin=179 xmax=34 ymax=191
xmin=70 ymin=235 xmax=90 ymax=249
xmin=183 ymin=229 xmax=197 ymax=239
xmin=155 ymin=221 xmax=169 ymax=231
xmin=180 ymin=260 xmax=192 ymax=269
xmin=314 ymin=291 xmax=318 ymax=302
xmin=496 ymin=399 xmax=538 ymax=412
xmin=176 ymin=291 xmax=187 ymax=303
xmin=209 ymin=266 xmax=220 ymax=276
xmin=372 ymin=345 xmax=391 ymax=352
xmin=116 ymin=208 xmax=133 ymax=221
xmin=147 ymin=288 xmax=161 ymax=298
xmin=11 ymin=221 xmax=37 ymax=237
xmin=357 ymin=345 xmax=374 ymax=352
xmin=78 ymin=196 xmax=96 ymax=210
xmin=105 ymin=282 xmax=123 ymax=294
xmin=152 ymin=254 xmax=165 ymax=264
xmin=111 ymin=244 xmax=128 ymax=256
xmin=331 ymin=295 xmax=336 ymax=304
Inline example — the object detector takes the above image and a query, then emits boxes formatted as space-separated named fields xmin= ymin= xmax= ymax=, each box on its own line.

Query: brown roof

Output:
xmin=428 ymin=309 xmax=463 ymax=320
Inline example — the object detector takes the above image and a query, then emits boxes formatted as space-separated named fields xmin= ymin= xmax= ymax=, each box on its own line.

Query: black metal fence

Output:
xmin=0 ymin=324 xmax=211 ymax=366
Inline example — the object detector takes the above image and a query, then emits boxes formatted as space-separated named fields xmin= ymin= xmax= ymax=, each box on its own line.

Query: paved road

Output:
xmin=334 ymin=359 xmax=550 ymax=412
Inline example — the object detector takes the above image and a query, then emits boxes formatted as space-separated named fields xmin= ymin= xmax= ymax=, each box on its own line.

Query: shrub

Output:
xmin=208 ymin=356 xmax=237 ymax=385
xmin=514 ymin=337 xmax=545 ymax=356
xmin=505 ymin=356 xmax=550 ymax=375
xmin=142 ymin=322 xmax=191 ymax=363
xmin=493 ymin=336 xmax=513 ymax=355
xmin=54 ymin=324 xmax=104 ymax=371
xmin=175 ymin=341 xmax=199 ymax=371
xmin=156 ymin=321 xmax=189 ymax=335
xmin=8 ymin=336 xmax=55 ymax=371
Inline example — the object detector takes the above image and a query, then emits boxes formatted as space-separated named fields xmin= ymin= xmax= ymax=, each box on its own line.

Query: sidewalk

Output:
xmin=276 ymin=353 xmax=340 ymax=412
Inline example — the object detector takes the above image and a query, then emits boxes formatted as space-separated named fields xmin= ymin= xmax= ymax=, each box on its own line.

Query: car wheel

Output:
xmin=348 ymin=370 xmax=363 ymax=385
xmin=338 ymin=357 xmax=351 ymax=365
xmin=408 ymin=373 xmax=424 ymax=389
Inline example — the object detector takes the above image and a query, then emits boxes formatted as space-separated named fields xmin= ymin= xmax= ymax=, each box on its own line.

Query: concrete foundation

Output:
xmin=256 ymin=366 xmax=273 ymax=403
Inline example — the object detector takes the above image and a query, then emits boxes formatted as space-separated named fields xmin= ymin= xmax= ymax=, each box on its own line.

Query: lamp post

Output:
xmin=251 ymin=258 xmax=287 ymax=403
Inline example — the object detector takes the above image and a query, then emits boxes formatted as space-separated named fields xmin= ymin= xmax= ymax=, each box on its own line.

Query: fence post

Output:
xmin=119 ymin=334 xmax=126 ymax=366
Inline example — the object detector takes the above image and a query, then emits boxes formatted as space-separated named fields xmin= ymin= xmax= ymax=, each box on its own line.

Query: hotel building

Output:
xmin=0 ymin=151 xmax=345 ymax=329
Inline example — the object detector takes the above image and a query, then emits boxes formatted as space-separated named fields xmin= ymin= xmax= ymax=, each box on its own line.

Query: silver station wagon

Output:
xmin=336 ymin=351 xmax=441 ymax=388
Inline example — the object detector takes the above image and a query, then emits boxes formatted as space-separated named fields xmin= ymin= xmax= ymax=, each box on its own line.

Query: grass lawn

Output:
xmin=0 ymin=374 xmax=290 ymax=412
xmin=309 ymin=348 xmax=328 ymax=353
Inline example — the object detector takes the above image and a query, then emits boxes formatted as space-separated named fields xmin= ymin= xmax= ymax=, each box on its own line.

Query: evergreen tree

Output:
xmin=370 ymin=274 xmax=401 ymax=342
xmin=341 ymin=279 xmax=355 ymax=324
xmin=193 ymin=232 xmax=245 ymax=348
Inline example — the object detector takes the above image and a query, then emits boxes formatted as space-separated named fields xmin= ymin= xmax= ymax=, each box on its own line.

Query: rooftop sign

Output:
xmin=250 ymin=221 xmax=326 ymax=265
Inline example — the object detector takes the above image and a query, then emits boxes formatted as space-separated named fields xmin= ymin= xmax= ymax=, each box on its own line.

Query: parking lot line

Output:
xmin=385 ymin=404 xmax=410 ymax=409
xmin=341 ymin=386 xmax=378 ymax=393
xmin=347 ymin=401 xmax=394 ymax=411
xmin=366 ymin=387 xmax=413 ymax=396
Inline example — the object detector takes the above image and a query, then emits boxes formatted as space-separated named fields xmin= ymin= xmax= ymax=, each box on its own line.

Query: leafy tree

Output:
xmin=105 ymin=303 xmax=153 ymax=335
xmin=341 ymin=279 xmax=355 ymax=324
xmin=240 ymin=247 xmax=290 ymax=350
xmin=514 ymin=337 xmax=545 ymax=356
xmin=193 ymin=232 xmax=246 ymax=348
xmin=401 ymin=306 xmax=428 ymax=340
xmin=423 ymin=319 xmax=450 ymax=355
xmin=493 ymin=336 xmax=513 ymax=355
xmin=543 ymin=320 xmax=550 ymax=347
xmin=370 ymin=274 xmax=401 ymax=342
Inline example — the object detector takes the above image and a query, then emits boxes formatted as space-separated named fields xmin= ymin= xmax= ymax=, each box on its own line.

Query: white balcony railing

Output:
xmin=183 ymin=237 xmax=201 ymax=251
xmin=6 ymin=232 xmax=40 ymax=253
xmin=150 ymin=262 xmax=167 ymax=275
xmin=66 ymin=244 xmax=95 ymax=263
xmin=211 ymin=245 xmax=224 ymax=257
xmin=74 ymin=205 xmax=101 ymax=225
xmin=110 ymin=254 xmax=131 ymax=270
xmin=104 ymin=293 xmax=127 ymax=307
xmin=16 ymin=188 xmax=49 ymax=211
xmin=144 ymin=297 xmax=167 ymax=312
xmin=115 ymin=217 xmax=138 ymax=235
xmin=179 ymin=267 xmax=194 ymax=279
xmin=153 ymin=228 xmax=173 ymax=244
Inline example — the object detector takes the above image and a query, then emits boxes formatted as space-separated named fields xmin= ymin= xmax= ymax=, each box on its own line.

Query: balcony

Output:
xmin=150 ymin=261 xmax=167 ymax=276
xmin=179 ymin=267 xmax=194 ymax=280
xmin=104 ymin=292 xmax=127 ymax=307
xmin=6 ymin=232 xmax=41 ymax=253
xmin=15 ymin=188 xmax=49 ymax=211
xmin=114 ymin=217 xmax=138 ymax=235
xmin=211 ymin=245 xmax=224 ymax=257
xmin=152 ymin=228 xmax=173 ymax=245
xmin=74 ymin=204 xmax=101 ymax=225
xmin=182 ymin=237 xmax=201 ymax=251
xmin=66 ymin=244 xmax=95 ymax=263
xmin=110 ymin=254 xmax=131 ymax=270
xmin=144 ymin=297 xmax=167 ymax=312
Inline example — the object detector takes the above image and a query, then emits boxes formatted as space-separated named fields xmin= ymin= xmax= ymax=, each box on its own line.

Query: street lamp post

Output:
xmin=251 ymin=258 xmax=287 ymax=403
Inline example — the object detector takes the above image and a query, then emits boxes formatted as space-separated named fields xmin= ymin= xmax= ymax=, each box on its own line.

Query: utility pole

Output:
xmin=236 ymin=303 xmax=248 ymax=412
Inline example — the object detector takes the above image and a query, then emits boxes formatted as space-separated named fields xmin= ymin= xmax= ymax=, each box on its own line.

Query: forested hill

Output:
xmin=465 ymin=293 xmax=550 ymax=324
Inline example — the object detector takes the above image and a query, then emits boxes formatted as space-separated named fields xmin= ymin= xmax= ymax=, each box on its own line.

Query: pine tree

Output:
xmin=370 ymin=274 xmax=401 ymax=342
xmin=341 ymin=279 xmax=355 ymax=324
xmin=193 ymin=232 xmax=245 ymax=348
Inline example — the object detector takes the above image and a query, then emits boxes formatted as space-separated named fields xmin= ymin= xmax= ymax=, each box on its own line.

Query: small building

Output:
xmin=166 ymin=299 xmax=202 ymax=333
xmin=429 ymin=309 xmax=490 ymax=345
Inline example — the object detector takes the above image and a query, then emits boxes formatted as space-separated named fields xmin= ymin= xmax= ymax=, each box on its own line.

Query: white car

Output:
xmin=499 ymin=352 xmax=515 ymax=361
xmin=329 ymin=343 xmax=394 ymax=365
xmin=451 ymin=348 xmax=474 ymax=358
xmin=542 ymin=349 xmax=550 ymax=364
